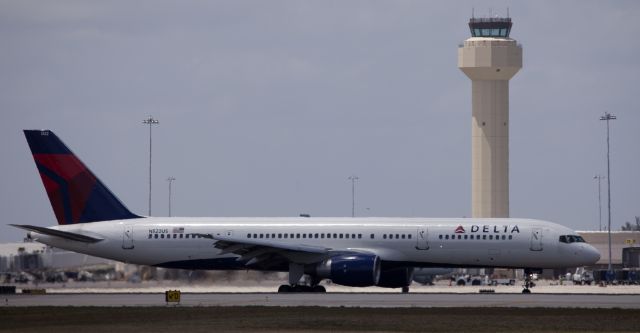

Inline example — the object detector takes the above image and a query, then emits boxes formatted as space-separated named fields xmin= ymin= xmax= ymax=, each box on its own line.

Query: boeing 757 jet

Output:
xmin=12 ymin=130 xmax=600 ymax=293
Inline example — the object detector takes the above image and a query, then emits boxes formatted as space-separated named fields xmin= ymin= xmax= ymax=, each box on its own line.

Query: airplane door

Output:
xmin=416 ymin=227 xmax=429 ymax=250
xmin=122 ymin=225 xmax=134 ymax=250
xmin=529 ymin=228 xmax=543 ymax=251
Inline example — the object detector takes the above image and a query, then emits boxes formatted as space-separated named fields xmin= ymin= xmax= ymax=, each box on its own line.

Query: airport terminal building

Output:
xmin=579 ymin=231 xmax=640 ymax=269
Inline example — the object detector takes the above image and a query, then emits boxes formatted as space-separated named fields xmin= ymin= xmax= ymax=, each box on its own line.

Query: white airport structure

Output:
xmin=0 ymin=242 xmax=114 ymax=273
xmin=458 ymin=17 xmax=522 ymax=218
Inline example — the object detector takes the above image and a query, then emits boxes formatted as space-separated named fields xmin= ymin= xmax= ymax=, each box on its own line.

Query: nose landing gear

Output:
xmin=522 ymin=268 xmax=539 ymax=294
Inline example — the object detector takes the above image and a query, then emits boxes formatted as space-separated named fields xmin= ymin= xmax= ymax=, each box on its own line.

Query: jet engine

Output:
xmin=313 ymin=254 xmax=381 ymax=287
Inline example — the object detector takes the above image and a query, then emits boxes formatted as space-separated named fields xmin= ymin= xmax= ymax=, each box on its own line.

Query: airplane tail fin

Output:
xmin=23 ymin=130 xmax=141 ymax=225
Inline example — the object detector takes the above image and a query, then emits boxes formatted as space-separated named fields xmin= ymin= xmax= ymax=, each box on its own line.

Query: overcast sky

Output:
xmin=1 ymin=1 xmax=638 ymax=242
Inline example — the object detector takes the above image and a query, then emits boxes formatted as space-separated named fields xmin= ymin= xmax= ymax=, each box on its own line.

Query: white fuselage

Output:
xmin=28 ymin=217 xmax=600 ymax=270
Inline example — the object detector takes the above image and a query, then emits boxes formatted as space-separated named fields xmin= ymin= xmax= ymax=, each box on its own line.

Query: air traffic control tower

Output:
xmin=458 ymin=17 xmax=522 ymax=218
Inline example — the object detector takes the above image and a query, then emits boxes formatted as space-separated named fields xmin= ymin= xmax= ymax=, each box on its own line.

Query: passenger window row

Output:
xmin=247 ymin=233 xmax=363 ymax=240
xmin=146 ymin=231 xmax=418 ymax=241
xmin=245 ymin=232 xmax=415 ymax=241
xmin=439 ymin=234 xmax=513 ymax=240
xmin=382 ymin=234 xmax=412 ymax=240
xmin=148 ymin=233 xmax=201 ymax=239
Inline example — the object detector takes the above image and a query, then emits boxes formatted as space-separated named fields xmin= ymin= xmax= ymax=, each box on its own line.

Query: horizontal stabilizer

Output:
xmin=10 ymin=224 xmax=103 ymax=243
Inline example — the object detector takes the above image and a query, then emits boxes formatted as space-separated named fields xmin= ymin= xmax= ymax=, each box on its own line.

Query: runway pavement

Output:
xmin=4 ymin=292 xmax=640 ymax=308
xmin=10 ymin=279 xmax=640 ymax=294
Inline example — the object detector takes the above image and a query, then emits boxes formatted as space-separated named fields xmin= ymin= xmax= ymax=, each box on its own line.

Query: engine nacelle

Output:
xmin=377 ymin=267 xmax=414 ymax=288
xmin=314 ymin=254 xmax=381 ymax=287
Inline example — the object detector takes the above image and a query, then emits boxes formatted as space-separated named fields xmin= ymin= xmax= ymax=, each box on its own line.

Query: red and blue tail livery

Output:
xmin=24 ymin=130 xmax=140 ymax=224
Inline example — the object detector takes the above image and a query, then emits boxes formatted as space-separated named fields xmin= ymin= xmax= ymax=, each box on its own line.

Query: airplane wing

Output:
xmin=10 ymin=224 xmax=104 ymax=243
xmin=199 ymin=232 xmax=352 ymax=269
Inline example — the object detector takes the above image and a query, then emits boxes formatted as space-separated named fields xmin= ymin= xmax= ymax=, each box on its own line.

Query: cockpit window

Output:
xmin=559 ymin=235 xmax=585 ymax=243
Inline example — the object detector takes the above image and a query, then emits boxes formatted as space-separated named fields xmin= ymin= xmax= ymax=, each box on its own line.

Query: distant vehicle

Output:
xmin=13 ymin=272 xmax=33 ymax=284
xmin=619 ymin=270 xmax=639 ymax=285
xmin=77 ymin=270 xmax=94 ymax=282
xmin=12 ymin=130 xmax=601 ymax=293
xmin=489 ymin=278 xmax=516 ymax=286
xmin=454 ymin=275 xmax=485 ymax=286
xmin=572 ymin=268 xmax=594 ymax=285
xmin=45 ymin=271 xmax=68 ymax=283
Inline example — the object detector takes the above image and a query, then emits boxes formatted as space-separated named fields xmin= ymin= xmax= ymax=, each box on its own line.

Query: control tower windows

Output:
xmin=469 ymin=18 xmax=512 ymax=38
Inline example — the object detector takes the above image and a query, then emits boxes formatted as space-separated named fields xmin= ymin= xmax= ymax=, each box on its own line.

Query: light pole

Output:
xmin=348 ymin=175 xmax=358 ymax=217
xmin=594 ymin=174 xmax=605 ymax=231
xmin=600 ymin=112 xmax=616 ymax=278
xmin=167 ymin=177 xmax=175 ymax=217
xmin=143 ymin=116 xmax=159 ymax=216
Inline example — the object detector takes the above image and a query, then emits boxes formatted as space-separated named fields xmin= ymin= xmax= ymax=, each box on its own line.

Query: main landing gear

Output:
xmin=277 ymin=284 xmax=326 ymax=293
xmin=278 ymin=263 xmax=326 ymax=293
xmin=522 ymin=268 xmax=538 ymax=294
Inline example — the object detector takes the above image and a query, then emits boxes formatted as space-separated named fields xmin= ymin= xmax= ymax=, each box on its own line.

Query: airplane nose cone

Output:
xmin=585 ymin=245 xmax=601 ymax=265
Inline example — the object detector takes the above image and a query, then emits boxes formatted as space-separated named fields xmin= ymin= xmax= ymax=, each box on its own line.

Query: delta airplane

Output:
xmin=12 ymin=130 xmax=600 ymax=293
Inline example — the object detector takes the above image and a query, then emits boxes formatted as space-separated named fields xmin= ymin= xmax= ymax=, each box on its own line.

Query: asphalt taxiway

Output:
xmin=4 ymin=292 xmax=640 ymax=308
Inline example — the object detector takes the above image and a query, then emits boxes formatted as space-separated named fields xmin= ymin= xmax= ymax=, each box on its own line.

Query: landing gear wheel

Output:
xmin=280 ymin=284 xmax=326 ymax=293
xmin=522 ymin=288 xmax=531 ymax=294
xmin=312 ymin=285 xmax=326 ymax=293
xmin=401 ymin=286 xmax=409 ymax=293
xmin=293 ymin=285 xmax=314 ymax=292
xmin=278 ymin=285 xmax=292 ymax=293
